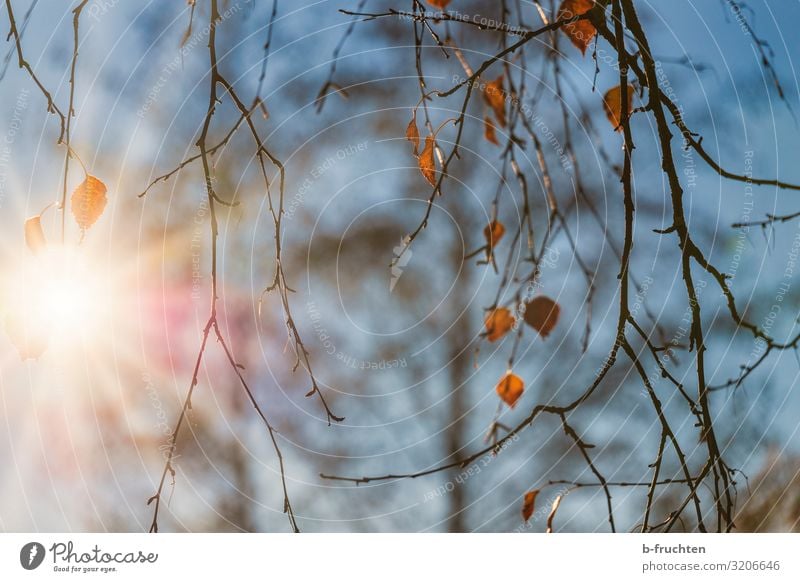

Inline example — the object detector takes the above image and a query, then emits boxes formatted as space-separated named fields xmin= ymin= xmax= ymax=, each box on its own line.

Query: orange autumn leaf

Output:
xmin=406 ymin=113 xmax=420 ymax=154
xmin=425 ymin=0 xmax=451 ymax=9
xmin=485 ymin=307 xmax=515 ymax=342
xmin=603 ymin=84 xmax=634 ymax=131
xmin=71 ymin=175 xmax=108 ymax=231
xmin=496 ymin=372 xmax=524 ymax=408
xmin=24 ymin=215 xmax=47 ymax=254
xmin=483 ymin=115 xmax=499 ymax=145
xmin=483 ymin=75 xmax=506 ymax=128
xmin=418 ymin=134 xmax=437 ymax=186
xmin=523 ymin=295 xmax=561 ymax=337
xmin=483 ymin=219 xmax=505 ymax=248
xmin=557 ymin=0 xmax=596 ymax=55
xmin=522 ymin=489 xmax=540 ymax=522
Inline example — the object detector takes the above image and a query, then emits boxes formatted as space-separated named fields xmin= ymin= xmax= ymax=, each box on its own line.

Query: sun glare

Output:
xmin=3 ymin=245 xmax=109 ymax=358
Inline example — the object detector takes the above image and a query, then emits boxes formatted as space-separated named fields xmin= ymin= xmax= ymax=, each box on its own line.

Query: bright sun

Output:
xmin=3 ymin=245 xmax=108 ymax=358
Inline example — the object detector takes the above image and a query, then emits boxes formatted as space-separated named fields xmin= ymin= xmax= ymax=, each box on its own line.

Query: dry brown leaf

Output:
xmin=418 ymin=134 xmax=437 ymax=186
xmin=484 ymin=307 xmax=515 ymax=342
xmin=557 ymin=0 xmax=596 ymax=55
xmin=523 ymin=295 xmax=561 ymax=337
xmin=24 ymin=216 xmax=46 ymax=254
xmin=496 ymin=372 xmax=524 ymax=408
xmin=483 ymin=75 xmax=507 ymax=128
xmin=603 ymin=84 xmax=634 ymax=131
xmin=483 ymin=220 xmax=505 ymax=248
xmin=426 ymin=0 xmax=451 ymax=8
xmin=406 ymin=114 xmax=420 ymax=154
xmin=546 ymin=494 xmax=564 ymax=533
xmin=483 ymin=115 xmax=499 ymax=145
xmin=522 ymin=490 xmax=540 ymax=522
xmin=71 ymin=175 xmax=108 ymax=231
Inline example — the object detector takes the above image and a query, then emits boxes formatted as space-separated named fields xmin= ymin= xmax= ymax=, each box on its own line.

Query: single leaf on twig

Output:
xmin=546 ymin=494 xmax=565 ymax=533
xmin=71 ymin=175 xmax=108 ymax=231
xmin=557 ymin=0 xmax=596 ymax=55
xmin=406 ymin=113 xmax=420 ymax=154
xmin=483 ymin=115 xmax=499 ymax=145
xmin=603 ymin=85 xmax=634 ymax=131
xmin=24 ymin=216 xmax=47 ymax=254
xmin=523 ymin=296 xmax=561 ymax=338
xmin=496 ymin=371 xmax=524 ymax=407
xmin=483 ymin=75 xmax=507 ymax=128
xmin=522 ymin=489 xmax=540 ymax=522
xmin=418 ymin=134 xmax=437 ymax=186
xmin=483 ymin=219 xmax=505 ymax=248
xmin=485 ymin=307 xmax=515 ymax=342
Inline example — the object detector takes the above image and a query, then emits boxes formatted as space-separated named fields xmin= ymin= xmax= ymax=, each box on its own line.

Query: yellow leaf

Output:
xmin=603 ymin=85 xmax=634 ymax=131
xmin=523 ymin=296 xmax=561 ymax=338
xmin=71 ymin=175 xmax=108 ymax=231
xmin=406 ymin=114 xmax=420 ymax=154
xmin=557 ymin=0 xmax=597 ymax=55
xmin=24 ymin=216 xmax=47 ymax=254
xmin=496 ymin=372 xmax=524 ymax=408
xmin=485 ymin=307 xmax=515 ymax=342
xmin=418 ymin=134 xmax=437 ymax=186
xmin=522 ymin=490 xmax=540 ymax=522
xmin=483 ymin=115 xmax=499 ymax=146
xmin=483 ymin=75 xmax=506 ymax=128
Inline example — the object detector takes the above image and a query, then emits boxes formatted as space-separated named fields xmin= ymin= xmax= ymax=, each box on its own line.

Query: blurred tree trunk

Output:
xmin=445 ymin=207 xmax=473 ymax=532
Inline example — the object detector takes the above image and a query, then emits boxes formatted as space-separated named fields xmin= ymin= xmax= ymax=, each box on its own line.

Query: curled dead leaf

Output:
xmin=483 ymin=75 xmax=506 ymax=128
xmin=522 ymin=489 xmax=540 ymax=522
xmin=523 ymin=295 xmax=561 ymax=338
xmin=546 ymin=494 xmax=565 ymax=533
xmin=496 ymin=372 xmax=524 ymax=408
xmin=406 ymin=114 xmax=420 ymax=154
xmin=71 ymin=175 xmax=108 ymax=231
xmin=557 ymin=0 xmax=597 ymax=55
xmin=483 ymin=220 xmax=505 ymax=248
xmin=24 ymin=216 xmax=47 ymax=254
xmin=483 ymin=116 xmax=499 ymax=146
xmin=485 ymin=307 xmax=515 ymax=342
xmin=418 ymin=134 xmax=437 ymax=186
xmin=603 ymin=84 xmax=634 ymax=131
